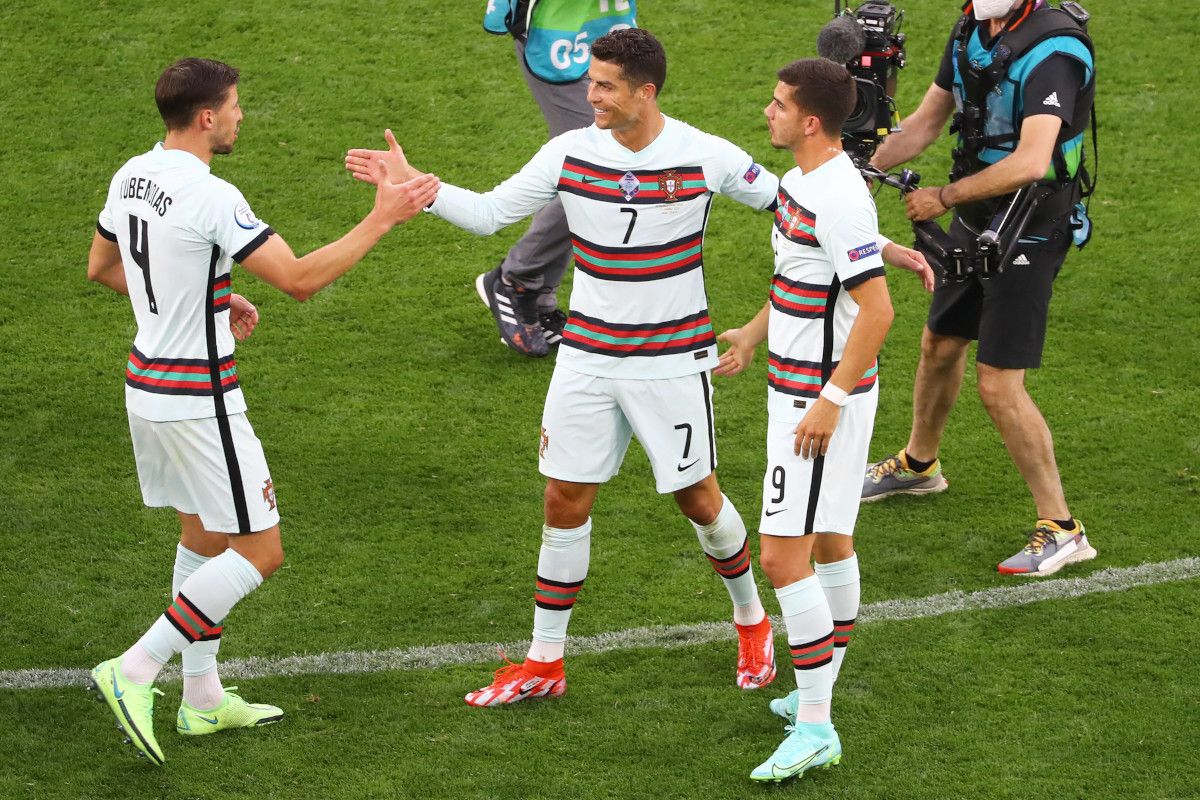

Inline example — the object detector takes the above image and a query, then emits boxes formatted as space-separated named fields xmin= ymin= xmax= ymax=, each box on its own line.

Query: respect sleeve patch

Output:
xmin=743 ymin=163 xmax=762 ymax=184
xmin=847 ymin=242 xmax=880 ymax=261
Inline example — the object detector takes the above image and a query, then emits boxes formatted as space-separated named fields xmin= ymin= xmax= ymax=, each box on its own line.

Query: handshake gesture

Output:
xmin=349 ymin=129 xmax=439 ymax=228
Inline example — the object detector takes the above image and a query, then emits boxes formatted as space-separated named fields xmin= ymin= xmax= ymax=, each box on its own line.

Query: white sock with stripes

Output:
xmin=529 ymin=519 xmax=591 ymax=664
xmin=815 ymin=554 xmax=860 ymax=683
xmin=776 ymin=575 xmax=834 ymax=724
xmin=692 ymin=495 xmax=766 ymax=626
xmin=173 ymin=544 xmax=226 ymax=710
xmin=122 ymin=549 xmax=263 ymax=685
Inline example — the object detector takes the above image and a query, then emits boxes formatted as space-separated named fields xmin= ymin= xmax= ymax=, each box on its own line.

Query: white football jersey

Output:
xmin=97 ymin=144 xmax=274 ymax=422
xmin=430 ymin=116 xmax=779 ymax=379
xmin=767 ymin=154 xmax=885 ymax=420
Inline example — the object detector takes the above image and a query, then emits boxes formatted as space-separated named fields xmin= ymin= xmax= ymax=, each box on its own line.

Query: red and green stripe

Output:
xmin=767 ymin=353 xmax=878 ymax=399
xmin=534 ymin=576 xmax=585 ymax=611
xmin=573 ymin=231 xmax=704 ymax=282
xmin=125 ymin=346 xmax=238 ymax=397
xmin=164 ymin=593 xmax=223 ymax=643
xmin=705 ymin=538 xmax=751 ymax=579
xmin=790 ymin=632 xmax=835 ymax=670
xmin=557 ymin=156 xmax=707 ymax=205
xmin=562 ymin=309 xmax=716 ymax=358
xmin=833 ymin=618 xmax=856 ymax=648
xmin=770 ymin=275 xmax=829 ymax=318
xmin=212 ymin=273 xmax=232 ymax=314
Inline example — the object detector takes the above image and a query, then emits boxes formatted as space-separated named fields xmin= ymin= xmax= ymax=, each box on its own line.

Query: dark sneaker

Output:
xmin=540 ymin=309 xmax=567 ymax=346
xmin=475 ymin=266 xmax=549 ymax=358
xmin=862 ymin=449 xmax=949 ymax=502
xmin=997 ymin=519 xmax=1096 ymax=576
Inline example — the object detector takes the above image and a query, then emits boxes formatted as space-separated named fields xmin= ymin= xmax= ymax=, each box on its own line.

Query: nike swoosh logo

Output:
xmin=764 ymin=508 xmax=788 ymax=517
xmin=110 ymin=668 xmax=124 ymax=699
xmin=773 ymin=744 xmax=828 ymax=777
xmin=198 ymin=715 xmax=220 ymax=725
xmin=581 ymin=176 xmax=605 ymax=184
xmin=517 ymin=678 xmax=543 ymax=696
xmin=677 ymin=459 xmax=700 ymax=472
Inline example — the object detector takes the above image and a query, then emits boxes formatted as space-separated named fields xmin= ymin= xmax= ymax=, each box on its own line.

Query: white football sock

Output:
xmin=123 ymin=549 xmax=263 ymax=684
xmin=693 ymin=494 xmax=766 ymax=626
xmin=815 ymin=553 xmax=860 ymax=683
xmin=776 ymin=574 xmax=834 ymax=724
xmin=529 ymin=519 xmax=591 ymax=663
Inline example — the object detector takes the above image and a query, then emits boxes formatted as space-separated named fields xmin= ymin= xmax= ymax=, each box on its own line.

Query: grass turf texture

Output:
xmin=0 ymin=0 xmax=1196 ymax=796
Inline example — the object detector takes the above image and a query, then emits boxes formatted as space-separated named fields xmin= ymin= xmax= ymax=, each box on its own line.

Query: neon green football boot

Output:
xmin=90 ymin=656 xmax=166 ymax=766
xmin=176 ymin=687 xmax=283 ymax=735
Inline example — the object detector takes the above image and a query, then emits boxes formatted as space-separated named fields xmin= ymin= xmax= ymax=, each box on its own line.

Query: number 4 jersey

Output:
xmin=97 ymin=144 xmax=275 ymax=422
xmin=428 ymin=115 xmax=780 ymax=379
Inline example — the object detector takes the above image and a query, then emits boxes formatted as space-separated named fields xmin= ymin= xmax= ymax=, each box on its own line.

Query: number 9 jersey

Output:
xmin=97 ymin=143 xmax=275 ymax=422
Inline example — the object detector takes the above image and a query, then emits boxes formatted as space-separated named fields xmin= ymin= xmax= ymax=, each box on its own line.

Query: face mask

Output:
xmin=973 ymin=0 xmax=1021 ymax=20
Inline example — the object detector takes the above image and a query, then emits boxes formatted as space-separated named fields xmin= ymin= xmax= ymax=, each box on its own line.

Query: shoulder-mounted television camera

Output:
xmin=822 ymin=2 xmax=909 ymax=166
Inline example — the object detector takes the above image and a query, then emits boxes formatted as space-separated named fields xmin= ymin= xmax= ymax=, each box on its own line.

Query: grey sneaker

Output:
xmin=997 ymin=520 xmax=1096 ymax=576
xmin=862 ymin=450 xmax=949 ymax=502
xmin=475 ymin=266 xmax=549 ymax=358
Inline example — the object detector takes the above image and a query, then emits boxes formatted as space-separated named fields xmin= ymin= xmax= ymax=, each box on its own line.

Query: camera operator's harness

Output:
xmin=878 ymin=2 xmax=1097 ymax=283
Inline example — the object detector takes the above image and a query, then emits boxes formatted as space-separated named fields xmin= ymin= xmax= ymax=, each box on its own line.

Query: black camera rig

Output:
xmin=835 ymin=1 xmax=908 ymax=167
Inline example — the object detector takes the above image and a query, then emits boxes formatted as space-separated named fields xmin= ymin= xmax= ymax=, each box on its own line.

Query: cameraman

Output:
xmin=861 ymin=0 xmax=1097 ymax=576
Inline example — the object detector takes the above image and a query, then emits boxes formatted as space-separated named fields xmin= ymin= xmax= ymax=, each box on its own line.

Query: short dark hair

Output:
xmin=776 ymin=58 xmax=855 ymax=135
xmin=591 ymin=28 xmax=667 ymax=96
xmin=155 ymin=58 xmax=240 ymax=131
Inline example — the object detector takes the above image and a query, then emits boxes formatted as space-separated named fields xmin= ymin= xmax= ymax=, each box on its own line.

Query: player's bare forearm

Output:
xmin=240 ymin=171 xmax=437 ymax=301
xmin=829 ymin=277 xmax=893 ymax=395
xmin=87 ymin=232 xmax=128 ymax=295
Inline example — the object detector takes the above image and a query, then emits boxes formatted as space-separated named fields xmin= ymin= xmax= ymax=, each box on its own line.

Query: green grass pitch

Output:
xmin=1 ymin=1 xmax=1197 ymax=798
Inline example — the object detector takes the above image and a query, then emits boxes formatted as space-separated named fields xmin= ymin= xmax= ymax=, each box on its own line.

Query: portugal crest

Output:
xmin=658 ymin=169 xmax=681 ymax=202
xmin=262 ymin=478 xmax=277 ymax=511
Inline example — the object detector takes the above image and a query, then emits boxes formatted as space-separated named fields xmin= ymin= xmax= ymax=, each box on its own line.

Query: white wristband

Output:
xmin=819 ymin=382 xmax=850 ymax=406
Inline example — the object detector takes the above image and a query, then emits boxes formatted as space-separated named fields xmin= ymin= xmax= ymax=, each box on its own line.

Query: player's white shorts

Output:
xmin=128 ymin=411 xmax=280 ymax=534
xmin=759 ymin=388 xmax=878 ymax=536
xmin=539 ymin=364 xmax=717 ymax=494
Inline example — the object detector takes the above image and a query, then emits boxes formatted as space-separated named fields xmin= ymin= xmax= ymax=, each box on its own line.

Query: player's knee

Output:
xmin=675 ymin=479 xmax=723 ymax=526
xmin=544 ymin=482 xmax=592 ymax=528
xmin=813 ymin=535 xmax=855 ymax=564
xmin=757 ymin=548 xmax=808 ymax=587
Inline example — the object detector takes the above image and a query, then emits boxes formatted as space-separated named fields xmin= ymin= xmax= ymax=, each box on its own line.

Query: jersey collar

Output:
xmin=149 ymin=142 xmax=211 ymax=173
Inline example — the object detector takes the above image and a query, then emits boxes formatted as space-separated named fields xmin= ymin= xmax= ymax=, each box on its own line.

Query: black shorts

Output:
xmin=924 ymin=215 xmax=1072 ymax=369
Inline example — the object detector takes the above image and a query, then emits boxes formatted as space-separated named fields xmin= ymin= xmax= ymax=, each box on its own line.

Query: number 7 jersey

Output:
xmin=97 ymin=143 xmax=275 ymax=422
xmin=429 ymin=116 xmax=779 ymax=379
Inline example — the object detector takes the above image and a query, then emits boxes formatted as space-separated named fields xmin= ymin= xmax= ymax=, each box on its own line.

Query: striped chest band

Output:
xmin=572 ymin=231 xmax=704 ymax=282
xmin=557 ymin=156 xmax=707 ymax=205
xmin=775 ymin=188 xmax=818 ymax=247
xmin=767 ymin=352 xmax=877 ymax=398
xmin=126 ymin=345 xmax=239 ymax=397
xmin=561 ymin=309 xmax=716 ymax=358
xmin=770 ymin=274 xmax=830 ymax=319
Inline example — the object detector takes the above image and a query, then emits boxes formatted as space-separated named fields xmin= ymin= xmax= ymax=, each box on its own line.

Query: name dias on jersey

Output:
xmin=120 ymin=175 xmax=174 ymax=217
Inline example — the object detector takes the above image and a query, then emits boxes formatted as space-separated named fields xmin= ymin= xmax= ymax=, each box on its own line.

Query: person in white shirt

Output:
xmin=349 ymin=28 xmax=782 ymax=706
xmin=716 ymin=58 xmax=929 ymax=784
xmin=87 ymin=57 xmax=438 ymax=766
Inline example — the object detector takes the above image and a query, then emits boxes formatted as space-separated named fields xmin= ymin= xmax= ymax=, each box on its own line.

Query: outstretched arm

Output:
xmin=240 ymin=165 xmax=439 ymax=301
xmin=346 ymin=129 xmax=561 ymax=236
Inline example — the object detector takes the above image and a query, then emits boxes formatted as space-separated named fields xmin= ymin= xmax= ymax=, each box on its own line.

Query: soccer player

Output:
xmin=715 ymin=59 xmax=914 ymax=782
xmin=347 ymin=29 xmax=782 ymax=702
xmin=87 ymin=57 xmax=438 ymax=765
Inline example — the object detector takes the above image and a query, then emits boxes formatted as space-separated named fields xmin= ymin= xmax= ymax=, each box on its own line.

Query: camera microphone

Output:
xmin=817 ymin=16 xmax=867 ymax=65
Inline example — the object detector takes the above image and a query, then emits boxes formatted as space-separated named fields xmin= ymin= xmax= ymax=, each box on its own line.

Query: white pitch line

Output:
xmin=3 ymin=557 xmax=1197 ymax=692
